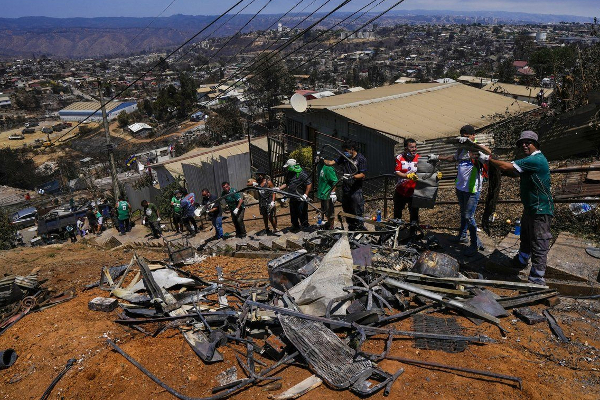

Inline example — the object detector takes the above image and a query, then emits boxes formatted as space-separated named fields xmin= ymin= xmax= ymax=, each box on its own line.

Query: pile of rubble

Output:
xmin=82 ymin=231 xmax=577 ymax=399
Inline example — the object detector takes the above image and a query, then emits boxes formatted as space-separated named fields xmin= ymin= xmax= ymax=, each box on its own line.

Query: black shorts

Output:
xmin=321 ymin=199 xmax=334 ymax=219
xmin=259 ymin=204 xmax=275 ymax=217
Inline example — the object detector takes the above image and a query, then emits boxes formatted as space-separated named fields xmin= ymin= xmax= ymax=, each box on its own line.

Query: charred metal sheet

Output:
xmin=263 ymin=335 xmax=287 ymax=360
xmin=513 ymin=308 xmax=546 ymax=325
xmin=182 ymin=328 xmax=224 ymax=363
xmin=497 ymin=289 xmax=558 ymax=309
xmin=351 ymin=245 xmax=372 ymax=267
xmin=465 ymin=289 xmax=508 ymax=325
xmin=412 ymin=250 xmax=459 ymax=278
xmin=543 ymin=310 xmax=569 ymax=342
xmin=412 ymin=314 xmax=467 ymax=353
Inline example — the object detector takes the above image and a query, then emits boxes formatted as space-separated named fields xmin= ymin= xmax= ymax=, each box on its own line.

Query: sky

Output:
xmin=0 ymin=0 xmax=598 ymax=19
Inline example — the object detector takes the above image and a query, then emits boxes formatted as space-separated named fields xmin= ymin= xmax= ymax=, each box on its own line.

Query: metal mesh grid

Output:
xmin=412 ymin=314 xmax=468 ymax=353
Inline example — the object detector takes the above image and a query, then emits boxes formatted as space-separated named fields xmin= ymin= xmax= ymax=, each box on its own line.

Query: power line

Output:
xmin=53 ymin=0 xmax=247 ymax=144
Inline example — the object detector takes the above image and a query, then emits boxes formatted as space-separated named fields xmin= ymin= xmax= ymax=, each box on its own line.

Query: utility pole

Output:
xmin=97 ymin=79 xmax=120 ymax=202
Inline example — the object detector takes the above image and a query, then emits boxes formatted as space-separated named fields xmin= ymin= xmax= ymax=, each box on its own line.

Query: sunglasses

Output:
xmin=519 ymin=140 xmax=535 ymax=146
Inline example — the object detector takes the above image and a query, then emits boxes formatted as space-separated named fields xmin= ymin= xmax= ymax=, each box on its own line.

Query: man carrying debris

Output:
xmin=487 ymin=131 xmax=553 ymax=285
xmin=141 ymin=200 xmax=161 ymax=239
xmin=249 ymin=172 xmax=278 ymax=235
xmin=324 ymin=140 xmax=367 ymax=231
xmin=115 ymin=195 xmax=131 ymax=236
xmin=437 ymin=125 xmax=490 ymax=256
xmin=201 ymin=188 xmax=223 ymax=240
xmin=180 ymin=191 xmax=198 ymax=237
xmin=278 ymin=159 xmax=312 ymax=232
xmin=316 ymin=158 xmax=338 ymax=230
xmin=394 ymin=138 xmax=420 ymax=236
xmin=86 ymin=205 xmax=98 ymax=236
xmin=171 ymin=190 xmax=184 ymax=234
xmin=221 ymin=181 xmax=246 ymax=238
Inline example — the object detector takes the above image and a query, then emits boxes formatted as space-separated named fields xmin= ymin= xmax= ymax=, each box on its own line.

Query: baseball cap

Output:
xmin=283 ymin=159 xmax=297 ymax=168
xmin=460 ymin=125 xmax=475 ymax=135
xmin=516 ymin=131 xmax=539 ymax=146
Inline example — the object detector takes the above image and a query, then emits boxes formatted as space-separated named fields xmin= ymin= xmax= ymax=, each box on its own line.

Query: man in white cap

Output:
xmin=278 ymin=158 xmax=312 ymax=232
xmin=487 ymin=130 xmax=553 ymax=285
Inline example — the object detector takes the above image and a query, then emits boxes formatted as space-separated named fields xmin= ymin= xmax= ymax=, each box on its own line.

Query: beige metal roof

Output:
xmin=278 ymin=83 xmax=538 ymax=141
xmin=482 ymin=82 xmax=554 ymax=98
xmin=61 ymin=101 xmax=122 ymax=112
xmin=152 ymin=137 xmax=267 ymax=177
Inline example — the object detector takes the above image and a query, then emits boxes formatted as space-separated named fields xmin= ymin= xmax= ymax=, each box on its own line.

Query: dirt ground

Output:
xmin=1 ymin=242 xmax=600 ymax=400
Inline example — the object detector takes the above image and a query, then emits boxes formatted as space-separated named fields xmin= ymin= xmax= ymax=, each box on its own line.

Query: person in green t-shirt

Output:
xmin=115 ymin=196 xmax=131 ymax=235
xmin=316 ymin=161 xmax=338 ymax=230
xmin=488 ymin=131 xmax=553 ymax=285
xmin=141 ymin=200 xmax=162 ymax=239
xmin=171 ymin=190 xmax=183 ymax=233
xmin=221 ymin=181 xmax=246 ymax=238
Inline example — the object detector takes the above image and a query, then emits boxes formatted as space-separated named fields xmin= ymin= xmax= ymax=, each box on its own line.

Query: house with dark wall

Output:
xmin=275 ymin=82 xmax=538 ymax=179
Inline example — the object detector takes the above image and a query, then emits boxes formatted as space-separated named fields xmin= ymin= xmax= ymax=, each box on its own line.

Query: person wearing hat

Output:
xmin=315 ymin=157 xmax=338 ymax=230
xmin=323 ymin=140 xmax=367 ymax=231
xmin=278 ymin=159 xmax=312 ymax=232
xmin=141 ymin=199 xmax=162 ymax=239
xmin=171 ymin=190 xmax=184 ymax=233
xmin=487 ymin=131 xmax=553 ymax=285
xmin=249 ymin=171 xmax=278 ymax=235
xmin=437 ymin=125 xmax=491 ymax=256
xmin=201 ymin=188 xmax=223 ymax=240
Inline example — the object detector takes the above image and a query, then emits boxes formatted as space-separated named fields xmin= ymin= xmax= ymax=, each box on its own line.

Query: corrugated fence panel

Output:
xmin=227 ymin=152 xmax=251 ymax=191
xmin=213 ymin=156 xmax=230 ymax=192
xmin=155 ymin=166 xmax=176 ymax=188
xmin=124 ymin=183 xmax=162 ymax=212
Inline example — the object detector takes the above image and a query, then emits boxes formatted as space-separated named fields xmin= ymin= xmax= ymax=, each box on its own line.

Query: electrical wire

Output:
xmin=53 ymin=0 xmax=246 ymax=144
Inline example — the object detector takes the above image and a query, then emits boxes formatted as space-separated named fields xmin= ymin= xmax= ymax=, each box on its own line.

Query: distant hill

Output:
xmin=0 ymin=11 xmax=593 ymax=59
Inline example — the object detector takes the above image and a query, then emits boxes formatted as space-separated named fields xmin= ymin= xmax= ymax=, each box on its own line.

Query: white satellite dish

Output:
xmin=290 ymin=93 xmax=308 ymax=113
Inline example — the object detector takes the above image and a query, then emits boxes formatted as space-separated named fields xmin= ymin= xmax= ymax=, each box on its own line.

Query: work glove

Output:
xmin=428 ymin=154 xmax=439 ymax=161
xmin=406 ymin=172 xmax=418 ymax=181
xmin=252 ymin=181 xmax=258 ymax=187
xmin=314 ymin=154 xmax=322 ymax=164
xmin=457 ymin=136 xmax=469 ymax=143
xmin=208 ymin=203 xmax=214 ymax=209
xmin=141 ymin=219 xmax=146 ymax=226
xmin=478 ymin=151 xmax=490 ymax=161
xmin=342 ymin=173 xmax=354 ymax=181
xmin=330 ymin=193 xmax=337 ymax=203
xmin=437 ymin=171 xmax=443 ymax=180
xmin=233 ymin=207 xmax=239 ymax=216
xmin=269 ymin=201 xmax=275 ymax=209
xmin=156 ymin=217 xmax=161 ymax=222
xmin=302 ymin=194 xmax=308 ymax=202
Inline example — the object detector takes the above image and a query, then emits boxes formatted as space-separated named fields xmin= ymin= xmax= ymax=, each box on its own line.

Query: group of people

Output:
xmin=393 ymin=125 xmax=553 ymax=285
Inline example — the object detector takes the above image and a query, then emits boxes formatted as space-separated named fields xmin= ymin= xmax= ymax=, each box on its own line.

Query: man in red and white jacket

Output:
xmin=394 ymin=138 xmax=420 ymax=231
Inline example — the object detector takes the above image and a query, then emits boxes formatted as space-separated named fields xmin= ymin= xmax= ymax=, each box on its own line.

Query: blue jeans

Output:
xmin=212 ymin=216 xmax=223 ymax=239
xmin=456 ymin=189 xmax=481 ymax=248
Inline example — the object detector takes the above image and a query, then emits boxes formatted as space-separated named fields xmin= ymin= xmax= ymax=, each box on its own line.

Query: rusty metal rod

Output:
xmin=371 ymin=353 xmax=522 ymax=390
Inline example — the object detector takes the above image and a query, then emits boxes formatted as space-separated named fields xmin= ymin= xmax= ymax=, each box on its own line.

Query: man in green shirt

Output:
xmin=221 ymin=181 xmax=246 ymax=238
xmin=141 ymin=200 xmax=162 ymax=239
xmin=488 ymin=131 xmax=553 ymax=284
xmin=171 ymin=190 xmax=183 ymax=233
xmin=115 ymin=195 xmax=131 ymax=236
xmin=316 ymin=161 xmax=338 ymax=229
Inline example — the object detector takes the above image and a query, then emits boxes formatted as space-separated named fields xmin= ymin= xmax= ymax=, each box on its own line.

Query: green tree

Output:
xmin=205 ymin=102 xmax=244 ymax=143
xmin=0 ymin=148 xmax=45 ymax=189
xmin=0 ymin=208 xmax=16 ymax=250
xmin=117 ymin=111 xmax=130 ymax=128
xmin=246 ymin=53 xmax=295 ymax=128
xmin=496 ymin=58 xmax=515 ymax=84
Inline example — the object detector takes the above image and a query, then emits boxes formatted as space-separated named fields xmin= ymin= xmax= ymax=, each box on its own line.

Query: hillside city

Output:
xmin=0 ymin=7 xmax=600 ymax=400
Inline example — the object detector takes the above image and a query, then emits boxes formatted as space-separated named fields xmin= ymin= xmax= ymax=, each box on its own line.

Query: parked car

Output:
xmin=22 ymin=127 xmax=35 ymax=134
xmin=41 ymin=126 xmax=53 ymax=134
xmin=11 ymin=207 xmax=38 ymax=229
xmin=8 ymin=134 xmax=25 ymax=140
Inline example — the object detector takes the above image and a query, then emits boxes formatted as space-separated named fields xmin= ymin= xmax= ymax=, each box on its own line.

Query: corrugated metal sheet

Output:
xmin=277 ymin=83 xmax=537 ymax=142
xmin=483 ymin=82 xmax=554 ymax=98
xmin=124 ymin=183 xmax=162 ymax=212
xmin=416 ymin=133 xmax=494 ymax=188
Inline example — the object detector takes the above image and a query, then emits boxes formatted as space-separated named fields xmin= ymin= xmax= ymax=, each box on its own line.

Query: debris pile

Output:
xmin=92 ymin=232 xmax=574 ymax=399
xmin=0 ymin=270 xmax=75 ymax=337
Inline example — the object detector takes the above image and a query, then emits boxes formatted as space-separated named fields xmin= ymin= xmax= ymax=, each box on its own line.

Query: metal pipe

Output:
xmin=372 ymin=354 xmax=522 ymax=389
